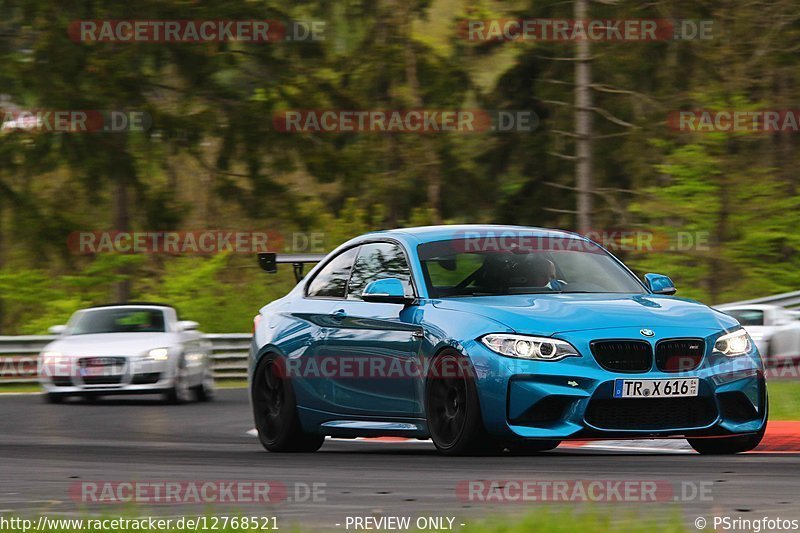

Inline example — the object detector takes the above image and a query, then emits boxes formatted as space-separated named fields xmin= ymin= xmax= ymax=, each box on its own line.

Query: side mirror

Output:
xmin=361 ymin=278 xmax=414 ymax=305
xmin=177 ymin=320 xmax=199 ymax=332
xmin=48 ymin=325 xmax=67 ymax=335
xmin=644 ymin=273 xmax=677 ymax=295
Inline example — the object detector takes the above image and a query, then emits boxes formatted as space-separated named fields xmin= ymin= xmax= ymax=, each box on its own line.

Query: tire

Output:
xmin=688 ymin=390 xmax=768 ymax=455
xmin=192 ymin=366 xmax=216 ymax=402
xmin=251 ymin=356 xmax=324 ymax=453
xmin=165 ymin=360 xmax=192 ymax=404
xmin=506 ymin=440 xmax=562 ymax=455
xmin=83 ymin=393 xmax=101 ymax=403
xmin=425 ymin=349 xmax=502 ymax=456
xmin=44 ymin=392 xmax=67 ymax=404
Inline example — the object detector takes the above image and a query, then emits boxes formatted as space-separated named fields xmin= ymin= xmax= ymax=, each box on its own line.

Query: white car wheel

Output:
xmin=165 ymin=363 xmax=192 ymax=404
xmin=193 ymin=366 xmax=216 ymax=402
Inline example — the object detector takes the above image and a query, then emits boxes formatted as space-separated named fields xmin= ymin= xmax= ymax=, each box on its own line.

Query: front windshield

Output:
xmin=724 ymin=309 xmax=764 ymax=326
xmin=68 ymin=308 xmax=166 ymax=335
xmin=418 ymin=237 xmax=646 ymax=297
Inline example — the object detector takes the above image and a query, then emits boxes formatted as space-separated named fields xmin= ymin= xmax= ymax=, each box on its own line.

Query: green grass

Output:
xmin=766 ymin=381 xmax=800 ymax=421
xmin=0 ymin=383 xmax=41 ymax=393
xmin=0 ymin=511 xmax=688 ymax=533
xmin=468 ymin=512 xmax=686 ymax=533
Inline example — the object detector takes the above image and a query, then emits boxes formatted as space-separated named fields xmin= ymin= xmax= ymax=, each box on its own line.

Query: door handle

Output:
xmin=411 ymin=330 xmax=424 ymax=339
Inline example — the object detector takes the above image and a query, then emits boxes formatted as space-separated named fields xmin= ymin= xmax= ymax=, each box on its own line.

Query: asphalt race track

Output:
xmin=2 ymin=389 xmax=799 ymax=531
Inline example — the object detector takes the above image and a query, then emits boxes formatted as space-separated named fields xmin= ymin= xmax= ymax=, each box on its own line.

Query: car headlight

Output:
xmin=481 ymin=334 xmax=580 ymax=361
xmin=147 ymin=348 xmax=170 ymax=361
xmin=713 ymin=329 xmax=751 ymax=357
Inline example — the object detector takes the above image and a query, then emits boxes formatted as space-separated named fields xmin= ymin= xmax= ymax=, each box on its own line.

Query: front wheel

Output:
xmin=252 ymin=356 xmax=324 ymax=453
xmin=687 ymin=429 xmax=765 ymax=455
xmin=425 ymin=350 xmax=501 ymax=456
xmin=688 ymin=392 xmax=768 ymax=455
xmin=165 ymin=361 xmax=193 ymax=404
xmin=192 ymin=365 xmax=216 ymax=402
xmin=505 ymin=440 xmax=561 ymax=455
xmin=44 ymin=392 xmax=67 ymax=404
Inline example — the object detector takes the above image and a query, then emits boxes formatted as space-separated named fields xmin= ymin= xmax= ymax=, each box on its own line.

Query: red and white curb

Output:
xmin=247 ymin=421 xmax=800 ymax=453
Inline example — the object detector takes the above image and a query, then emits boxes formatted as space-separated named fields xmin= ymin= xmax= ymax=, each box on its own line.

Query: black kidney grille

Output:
xmin=656 ymin=339 xmax=705 ymax=372
xmin=590 ymin=340 xmax=652 ymax=373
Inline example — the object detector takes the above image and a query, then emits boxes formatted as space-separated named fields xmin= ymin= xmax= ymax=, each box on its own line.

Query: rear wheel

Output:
xmin=252 ymin=356 xmax=324 ymax=453
xmin=425 ymin=350 xmax=501 ymax=456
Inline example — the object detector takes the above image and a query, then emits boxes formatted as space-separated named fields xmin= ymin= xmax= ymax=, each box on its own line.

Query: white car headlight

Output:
xmin=713 ymin=329 xmax=751 ymax=357
xmin=481 ymin=334 xmax=580 ymax=361
xmin=147 ymin=348 xmax=170 ymax=361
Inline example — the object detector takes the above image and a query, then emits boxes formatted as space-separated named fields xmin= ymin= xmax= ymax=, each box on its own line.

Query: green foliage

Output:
xmin=767 ymin=381 xmax=800 ymax=422
xmin=2 ymin=0 xmax=800 ymax=331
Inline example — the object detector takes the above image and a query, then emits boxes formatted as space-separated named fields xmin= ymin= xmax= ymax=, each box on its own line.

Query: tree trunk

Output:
xmin=574 ymin=0 xmax=593 ymax=234
xmin=401 ymin=0 xmax=442 ymax=223
xmin=112 ymin=142 xmax=131 ymax=303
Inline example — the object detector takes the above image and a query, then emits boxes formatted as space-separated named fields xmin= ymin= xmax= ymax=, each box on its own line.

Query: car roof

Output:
xmin=365 ymin=224 xmax=584 ymax=245
xmin=82 ymin=303 xmax=175 ymax=311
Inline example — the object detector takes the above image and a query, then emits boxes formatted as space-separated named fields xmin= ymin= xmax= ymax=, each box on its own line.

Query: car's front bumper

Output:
xmin=40 ymin=357 xmax=179 ymax=395
xmin=468 ymin=326 xmax=767 ymax=441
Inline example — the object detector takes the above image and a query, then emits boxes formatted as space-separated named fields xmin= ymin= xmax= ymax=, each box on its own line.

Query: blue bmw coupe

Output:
xmin=249 ymin=225 xmax=767 ymax=455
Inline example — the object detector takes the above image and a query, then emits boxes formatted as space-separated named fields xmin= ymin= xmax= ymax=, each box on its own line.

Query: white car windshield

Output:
xmin=725 ymin=309 xmax=765 ymax=326
xmin=68 ymin=308 xmax=167 ymax=335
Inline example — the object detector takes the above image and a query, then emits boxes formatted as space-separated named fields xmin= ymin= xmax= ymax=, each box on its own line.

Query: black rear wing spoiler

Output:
xmin=258 ymin=253 xmax=327 ymax=282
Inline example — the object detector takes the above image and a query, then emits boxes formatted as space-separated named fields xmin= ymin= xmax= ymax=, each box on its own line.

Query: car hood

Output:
xmin=44 ymin=332 xmax=179 ymax=357
xmin=432 ymin=293 xmax=738 ymax=336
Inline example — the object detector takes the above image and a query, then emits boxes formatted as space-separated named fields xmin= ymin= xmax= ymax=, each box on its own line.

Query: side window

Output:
xmin=306 ymin=247 xmax=359 ymax=299
xmin=347 ymin=243 xmax=413 ymax=300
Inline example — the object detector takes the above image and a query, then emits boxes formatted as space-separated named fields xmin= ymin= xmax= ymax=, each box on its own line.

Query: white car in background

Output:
xmin=718 ymin=304 xmax=800 ymax=366
xmin=39 ymin=304 xmax=215 ymax=404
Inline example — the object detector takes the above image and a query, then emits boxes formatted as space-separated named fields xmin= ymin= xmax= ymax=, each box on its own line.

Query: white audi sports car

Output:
xmin=39 ymin=304 xmax=215 ymax=404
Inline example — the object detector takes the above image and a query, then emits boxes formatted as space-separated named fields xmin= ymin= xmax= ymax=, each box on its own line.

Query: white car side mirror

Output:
xmin=48 ymin=325 xmax=67 ymax=335
xmin=177 ymin=320 xmax=199 ymax=332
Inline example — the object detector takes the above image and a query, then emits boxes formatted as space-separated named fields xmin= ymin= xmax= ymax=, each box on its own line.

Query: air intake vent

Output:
xmin=590 ymin=340 xmax=652 ymax=373
xmin=585 ymin=397 xmax=717 ymax=430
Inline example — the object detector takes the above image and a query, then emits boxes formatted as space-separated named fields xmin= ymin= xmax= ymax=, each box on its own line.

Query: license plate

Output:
xmin=613 ymin=378 xmax=699 ymax=398
xmin=80 ymin=365 xmax=124 ymax=377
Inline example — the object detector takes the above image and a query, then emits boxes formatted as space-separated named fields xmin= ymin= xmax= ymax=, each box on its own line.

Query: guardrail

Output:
xmin=0 ymin=334 xmax=251 ymax=385
xmin=721 ymin=290 xmax=800 ymax=309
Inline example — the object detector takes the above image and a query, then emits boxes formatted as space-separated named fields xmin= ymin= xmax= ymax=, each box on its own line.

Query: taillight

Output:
xmin=252 ymin=314 xmax=262 ymax=334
